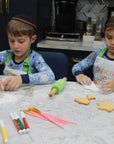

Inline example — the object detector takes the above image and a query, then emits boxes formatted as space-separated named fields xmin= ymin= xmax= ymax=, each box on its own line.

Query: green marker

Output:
xmin=14 ymin=112 xmax=26 ymax=133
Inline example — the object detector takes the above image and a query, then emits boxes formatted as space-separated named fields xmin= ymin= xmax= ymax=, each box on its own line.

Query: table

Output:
xmin=0 ymin=76 xmax=114 ymax=144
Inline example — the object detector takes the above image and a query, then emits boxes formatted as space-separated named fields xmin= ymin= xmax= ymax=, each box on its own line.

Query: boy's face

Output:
xmin=7 ymin=33 xmax=36 ymax=61
xmin=105 ymin=29 xmax=114 ymax=55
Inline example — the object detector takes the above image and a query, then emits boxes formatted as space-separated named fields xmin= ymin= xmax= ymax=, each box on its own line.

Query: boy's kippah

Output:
xmin=11 ymin=14 xmax=37 ymax=29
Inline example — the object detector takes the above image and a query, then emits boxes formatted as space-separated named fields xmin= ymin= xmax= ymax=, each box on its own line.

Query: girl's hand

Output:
xmin=100 ymin=79 xmax=114 ymax=94
xmin=3 ymin=76 xmax=22 ymax=91
xmin=0 ymin=79 xmax=4 ymax=91
xmin=76 ymin=74 xmax=92 ymax=85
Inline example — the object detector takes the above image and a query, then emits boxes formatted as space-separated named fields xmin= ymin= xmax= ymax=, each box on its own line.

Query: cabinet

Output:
xmin=0 ymin=0 xmax=52 ymax=51
xmin=0 ymin=0 xmax=38 ymax=51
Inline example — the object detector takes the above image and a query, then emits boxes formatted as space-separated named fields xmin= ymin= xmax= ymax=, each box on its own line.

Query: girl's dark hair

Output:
xmin=105 ymin=16 xmax=114 ymax=31
xmin=6 ymin=19 xmax=36 ymax=38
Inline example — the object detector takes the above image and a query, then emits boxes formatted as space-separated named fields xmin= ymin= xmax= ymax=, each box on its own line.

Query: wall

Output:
xmin=51 ymin=0 xmax=114 ymax=31
xmin=76 ymin=0 xmax=114 ymax=28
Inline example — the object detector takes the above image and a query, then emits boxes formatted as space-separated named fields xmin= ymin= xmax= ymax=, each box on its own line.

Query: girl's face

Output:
xmin=105 ymin=29 xmax=114 ymax=56
xmin=7 ymin=33 xmax=37 ymax=62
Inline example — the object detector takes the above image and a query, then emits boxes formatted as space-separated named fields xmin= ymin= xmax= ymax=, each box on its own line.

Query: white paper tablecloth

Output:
xmin=0 ymin=76 xmax=114 ymax=144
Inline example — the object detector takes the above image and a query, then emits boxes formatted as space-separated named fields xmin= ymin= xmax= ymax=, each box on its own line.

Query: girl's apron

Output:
xmin=93 ymin=48 xmax=114 ymax=85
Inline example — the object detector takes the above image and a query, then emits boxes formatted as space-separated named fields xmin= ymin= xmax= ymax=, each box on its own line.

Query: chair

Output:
xmin=83 ymin=65 xmax=93 ymax=80
xmin=0 ymin=64 xmax=4 ymax=75
xmin=39 ymin=51 xmax=69 ymax=80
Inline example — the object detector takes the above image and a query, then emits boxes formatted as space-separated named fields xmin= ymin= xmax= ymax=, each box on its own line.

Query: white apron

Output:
xmin=3 ymin=63 xmax=27 ymax=76
xmin=3 ymin=50 xmax=31 ymax=76
xmin=93 ymin=56 xmax=114 ymax=85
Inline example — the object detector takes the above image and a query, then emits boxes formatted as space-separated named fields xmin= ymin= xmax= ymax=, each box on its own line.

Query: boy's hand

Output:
xmin=3 ymin=76 xmax=22 ymax=91
xmin=76 ymin=74 xmax=92 ymax=85
xmin=100 ymin=79 xmax=114 ymax=94
xmin=0 ymin=79 xmax=4 ymax=91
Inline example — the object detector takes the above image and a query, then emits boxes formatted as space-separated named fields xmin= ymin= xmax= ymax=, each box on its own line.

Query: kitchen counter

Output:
xmin=0 ymin=76 xmax=114 ymax=144
xmin=37 ymin=39 xmax=106 ymax=52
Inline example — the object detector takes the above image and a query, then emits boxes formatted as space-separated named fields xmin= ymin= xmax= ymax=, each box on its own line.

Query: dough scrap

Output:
xmin=83 ymin=81 xmax=99 ymax=91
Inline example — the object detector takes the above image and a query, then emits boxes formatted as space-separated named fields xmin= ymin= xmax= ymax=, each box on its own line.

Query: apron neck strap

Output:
xmin=98 ymin=48 xmax=107 ymax=57
xmin=6 ymin=52 xmax=13 ymax=63
xmin=23 ymin=50 xmax=32 ymax=74
xmin=6 ymin=50 xmax=32 ymax=74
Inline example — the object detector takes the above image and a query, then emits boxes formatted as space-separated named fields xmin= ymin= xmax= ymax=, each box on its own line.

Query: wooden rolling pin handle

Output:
xmin=63 ymin=77 xmax=67 ymax=81
xmin=49 ymin=88 xmax=57 ymax=97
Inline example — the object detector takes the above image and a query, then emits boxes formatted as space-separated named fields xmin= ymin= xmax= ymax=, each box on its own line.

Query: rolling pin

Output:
xmin=49 ymin=77 xmax=67 ymax=97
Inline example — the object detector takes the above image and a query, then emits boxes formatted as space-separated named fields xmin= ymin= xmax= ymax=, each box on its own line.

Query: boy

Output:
xmin=0 ymin=14 xmax=55 ymax=91
xmin=72 ymin=16 xmax=114 ymax=94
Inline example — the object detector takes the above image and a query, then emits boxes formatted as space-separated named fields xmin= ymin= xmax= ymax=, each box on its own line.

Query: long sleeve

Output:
xmin=26 ymin=51 xmax=55 ymax=84
xmin=72 ymin=49 xmax=102 ymax=77
xmin=0 ymin=50 xmax=11 ymax=64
